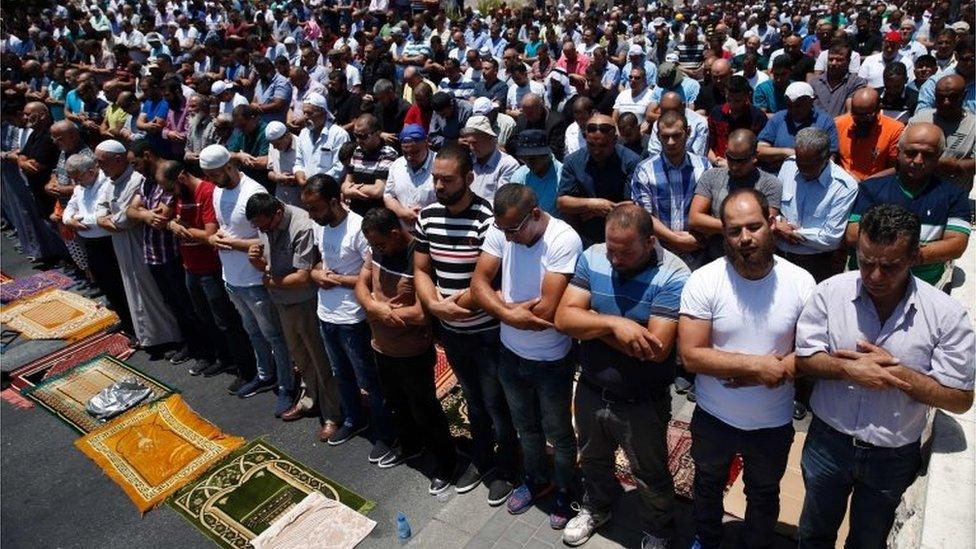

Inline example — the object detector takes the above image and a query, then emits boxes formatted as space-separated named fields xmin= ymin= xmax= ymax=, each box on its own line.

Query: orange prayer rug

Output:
xmin=75 ymin=394 xmax=244 ymax=514
xmin=0 ymin=290 xmax=118 ymax=341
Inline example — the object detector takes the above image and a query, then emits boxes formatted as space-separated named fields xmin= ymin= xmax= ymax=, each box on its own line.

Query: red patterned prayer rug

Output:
xmin=6 ymin=332 xmax=134 ymax=400
xmin=0 ymin=271 xmax=12 ymax=283
xmin=0 ymin=270 xmax=75 ymax=303
xmin=434 ymin=344 xmax=458 ymax=399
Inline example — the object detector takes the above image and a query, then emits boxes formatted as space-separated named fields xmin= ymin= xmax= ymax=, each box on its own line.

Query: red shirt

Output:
xmin=175 ymin=179 xmax=221 ymax=275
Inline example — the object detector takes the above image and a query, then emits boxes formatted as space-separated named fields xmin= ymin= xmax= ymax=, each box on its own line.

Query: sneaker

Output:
xmin=562 ymin=506 xmax=612 ymax=547
xmin=236 ymin=377 xmax=276 ymax=398
xmin=169 ymin=346 xmax=191 ymax=365
xmin=641 ymin=533 xmax=671 ymax=549
xmin=226 ymin=376 xmax=247 ymax=394
xmin=327 ymin=423 xmax=368 ymax=446
xmin=378 ymin=445 xmax=424 ymax=469
xmin=429 ymin=475 xmax=452 ymax=495
xmin=673 ymin=377 xmax=692 ymax=394
xmin=793 ymin=400 xmax=808 ymax=420
xmin=550 ymin=491 xmax=575 ymax=530
xmin=187 ymin=359 xmax=213 ymax=376
xmin=369 ymin=440 xmax=394 ymax=464
xmin=274 ymin=392 xmax=295 ymax=418
xmin=686 ymin=388 xmax=697 ymax=403
xmin=454 ymin=462 xmax=483 ymax=494
xmin=507 ymin=482 xmax=554 ymax=515
xmin=487 ymin=476 xmax=513 ymax=506
xmin=202 ymin=361 xmax=234 ymax=378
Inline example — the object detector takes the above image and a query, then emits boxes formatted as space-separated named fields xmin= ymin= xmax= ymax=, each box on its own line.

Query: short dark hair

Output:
xmin=726 ymin=75 xmax=753 ymax=96
xmin=129 ymin=139 xmax=154 ymax=158
xmin=435 ymin=143 xmax=473 ymax=177
xmin=493 ymin=183 xmax=537 ymax=218
xmin=157 ymin=160 xmax=185 ymax=191
xmin=719 ymin=187 xmax=769 ymax=225
xmin=361 ymin=207 xmax=401 ymax=235
xmin=245 ymin=192 xmax=283 ymax=220
xmin=618 ymin=112 xmax=639 ymax=128
xmin=915 ymin=54 xmax=938 ymax=68
xmin=606 ymin=203 xmax=653 ymax=238
xmin=883 ymin=61 xmax=908 ymax=80
xmin=772 ymin=53 xmax=793 ymax=71
xmin=303 ymin=173 xmax=341 ymax=201
xmin=858 ymin=203 xmax=920 ymax=253
xmin=658 ymin=109 xmax=688 ymax=131
xmin=827 ymin=43 xmax=852 ymax=57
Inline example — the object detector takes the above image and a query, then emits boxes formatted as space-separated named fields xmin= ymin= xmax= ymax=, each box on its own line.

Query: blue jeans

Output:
xmin=318 ymin=320 xmax=393 ymax=441
xmin=225 ymin=283 xmax=294 ymax=395
xmin=185 ymin=271 xmax=254 ymax=375
xmin=498 ymin=346 xmax=577 ymax=490
xmin=691 ymin=407 xmax=794 ymax=549
xmin=438 ymin=326 xmax=518 ymax=476
xmin=798 ymin=416 xmax=922 ymax=549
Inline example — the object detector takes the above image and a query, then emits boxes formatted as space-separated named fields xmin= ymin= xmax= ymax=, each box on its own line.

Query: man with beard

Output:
xmin=844 ymin=123 xmax=971 ymax=290
xmin=250 ymin=56 xmax=292 ymax=125
xmin=689 ymin=129 xmax=782 ymax=262
xmin=555 ymin=204 xmax=689 ymax=548
xmin=198 ymin=144 xmax=294 ymax=402
xmin=413 ymin=144 xmax=519 ymax=507
xmin=341 ymin=114 xmax=399 ymax=215
xmin=811 ymin=44 xmax=868 ymax=118
xmin=852 ymin=11 xmax=883 ymax=57
xmin=835 ymin=88 xmax=905 ymax=181
xmin=294 ymin=92 xmax=349 ymax=186
xmin=707 ymin=77 xmax=768 ymax=166
xmin=299 ymin=174 xmax=395 ymax=455
xmin=226 ymin=105 xmax=271 ymax=192
xmin=582 ymin=64 xmax=619 ymax=116
xmin=94 ymin=140 xmax=182 ymax=350
xmin=325 ymin=70 xmax=362 ymax=132
xmin=795 ymin=204 xmax=974 ymax=548
xmin=184 ymin=93 xmax=216 ymax=165
xmin=679 ymin=188 xmax=816 ymax=549
xmin=908 ymin=75 xmax=976 ymax=187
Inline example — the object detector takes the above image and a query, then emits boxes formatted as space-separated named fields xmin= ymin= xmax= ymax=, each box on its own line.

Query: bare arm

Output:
xmin=888 ymin=365 xmax=974 ymax=414
xmin=918 ymin=231 xmax=968 ymax=264
xmin=688 ymin=194 xmax=722 ymax=235
xmin=678 ymin=315 xmax=791 ymax=386
xmin=757 ymin=141 xmax=794 ymax=163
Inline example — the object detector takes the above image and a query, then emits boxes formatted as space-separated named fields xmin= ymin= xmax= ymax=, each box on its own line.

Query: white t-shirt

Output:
xmin=212 ymin=174 xmax=267 ymax=287
xmin=679 ymin=256 xmax=816 ymax=430
xmin=481 ymin=216 xmax=582 ymax=361
xmin=315 ymin=211 xmax=369 ymax=324
xmin=613 ymin=86 xmax=653 ymax=116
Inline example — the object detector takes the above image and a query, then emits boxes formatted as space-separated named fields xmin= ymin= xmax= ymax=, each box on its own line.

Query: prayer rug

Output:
xmin=434 ymin=344 xmax=458 ymax=399
xmin=0 ymin=290 xmax=118 ymax=342
xmin=168 ymin=439 xmax=375 ymax=549
xmin=0 ymin=271 xmax=13 ymax=283
xmin=0 ymin=387 xmax=34 ymax=409
xmin=613 ymin=420 xmax=743 ymax=500
xmin=8 ymin=332 xmax=134 ymax=393
xmin=75 ymin=395 xmax=244 ymax=514
xmin=0 ymin=270 xmax=75 ymax=303
xmin=249 ymin=491 xmax=376 ymax=549
xmin=440 ymin=386 xmax=471 ymax=439
xmin=22 ymin=354 xmax=174 ymax=433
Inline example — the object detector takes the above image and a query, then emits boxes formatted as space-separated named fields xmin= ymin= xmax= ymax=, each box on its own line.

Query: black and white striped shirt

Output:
xmin=414 ymin=195 xmax=499 ymax=333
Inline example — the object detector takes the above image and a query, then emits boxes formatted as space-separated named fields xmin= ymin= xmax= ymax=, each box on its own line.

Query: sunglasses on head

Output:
xmin=586 ymin=123 xmax=616 ymax=134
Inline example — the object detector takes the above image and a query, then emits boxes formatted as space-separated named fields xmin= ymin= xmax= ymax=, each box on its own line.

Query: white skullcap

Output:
xmin=304 ymin=92 xmax=329 ymax=111
xmin=95 ymin=139 xmax=127 ymax=154
xmin=199 ymin=144 xmax=231 ymax=169
xmin=283 ymin=36 xmax=297 ymax=45
xmin=265 ymin=121 xmax=287 ymax=141
xmin=472 ymin=96 xmax=494 ymax=116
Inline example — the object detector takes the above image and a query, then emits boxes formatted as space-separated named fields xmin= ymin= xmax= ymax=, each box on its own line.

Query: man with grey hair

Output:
xmin=368 ymin=78 xmax=411 ymax=146
xmin=46 ymin=120 xmax=92 ymax=279
xmin=775 ymin=127 xmax=859 ymax=283
xmin=184 ymin=93 xmax=216 ymax=164
xmin=62 ymin=152 xmax=135 ymax=340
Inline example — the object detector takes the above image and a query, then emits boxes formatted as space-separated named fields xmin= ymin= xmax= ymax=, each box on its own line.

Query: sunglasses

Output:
xmin=586 ymin=123 xmax=616 ymax=134
xmin=493 ymin=210 xmax=533 ymax=234
xmin=725 ymin=153 xmax=754 ymax=164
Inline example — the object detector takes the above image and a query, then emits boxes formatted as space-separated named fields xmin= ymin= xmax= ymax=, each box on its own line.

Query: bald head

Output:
xmin=851 ymin=87 xmax=880 ymax=110
xmin=521 ymin=93 xmax=544 ymax=109
xmin=51 ymin=120 xmax=79 ymax=135
xmin=711 ymin=58 xmax=731 ymax=76
xmin=898 ymin=122 xmax=945 ymax=183
xmin=659 ymin=91 xmax=684 ymax=114
xmin=899 ymin=122 xmax=945 ymax=154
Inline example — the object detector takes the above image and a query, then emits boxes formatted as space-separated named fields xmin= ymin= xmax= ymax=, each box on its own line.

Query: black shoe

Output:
xmin=369 ymin=440 xmax=394 ymax=464
xmin=202 ymin=361 xmax=234 ymax=378
xmin=429 ymin=474 xmax=452 ymax=495
xmin=686 ymin=388 xmax=697 ymax=403
xmin=487 ymin=475 xmax=514 ymax=506
xmin=226 ymin=376 xmax=248 ymax=395
xmin=169 ymin=346 xmax=192 ymax=365
xmin=378 ymin=445 xmax=424 ymax=469
xmin=454 ymin=462 xmax=483 ymax=494
xmin=187 ymin=358 xmax=212 ymax=376
xmin=327 ymin=423 xmax=368 ymax=446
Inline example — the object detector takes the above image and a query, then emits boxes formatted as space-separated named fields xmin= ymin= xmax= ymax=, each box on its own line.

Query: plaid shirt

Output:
xmin=631 ymin=153 xmax=710 ymax=232
xmin=140 ymin=178 xmax=179 ymax=266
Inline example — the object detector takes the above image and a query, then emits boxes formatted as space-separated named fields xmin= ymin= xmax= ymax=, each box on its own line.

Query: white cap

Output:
xmin=472 ymin=96 xmax=494 ymax=115
xmin=628 ymin=44 xmax=645 ymax=56
xmin=199 ymin=144 xmax=231 ymax=169
xmin=951 ymin=21 xmax=970 ymax=33
xmin=652 ymin=17 xmax=666 ymax=27
xmin=95 ymin=139 xmax=127 ymax=154
xmin=210 ymin=80 xmax=232 ymax=95
xmin=460 ymin=115 xmax=496 ymax=138
xmin=785 ymin=82 xmax=816 ymax=101
xmin=283 ymin=36 xmax=296 ymax=45
xmin=265 ymin=121 xmax=287 ymax=141
xmin=304 ymin=92 xmax=329 ymax=111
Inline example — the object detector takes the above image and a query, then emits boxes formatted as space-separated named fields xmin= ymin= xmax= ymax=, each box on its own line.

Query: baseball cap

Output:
xmin=460 ymin=115 xmax=497 ymax=138
xmin=951 ymin=21 xmax=971 ymax=33
xmin=513 ymin=130 xmax=551 ymax=157
xmin=785 ymin=81 xmax=816 ymax=101
xmin=399 ymin=124 xmax=426 ymax=143
xmin=211 ymin=80 xmax=232 ymax=95
xmin=628 ymin=44 xmax=645 ymax=57
xmin=883 ymin=30 xmax=903 ymax=43
xmin=652 ymin=17 xmax=667 ymax=27
xmin=657 ymin=62 xmax=683 ymax=87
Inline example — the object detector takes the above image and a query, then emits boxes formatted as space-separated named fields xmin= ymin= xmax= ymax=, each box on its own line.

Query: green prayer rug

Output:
xmin=167 ymin=439 xmax=375 ymax=549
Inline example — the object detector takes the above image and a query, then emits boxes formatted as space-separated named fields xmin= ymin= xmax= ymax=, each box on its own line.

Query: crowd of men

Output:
xmin=1 ymin=0 xmax=974 ymax=547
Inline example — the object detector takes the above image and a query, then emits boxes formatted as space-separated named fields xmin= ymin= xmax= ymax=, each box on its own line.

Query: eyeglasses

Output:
xmin=493 ymin=210 xmax=533 ymax=234
xmin=725 ymin=153 xmax=754 ymax=164
xmin=586 ymin=123 xmax=616 ymax=134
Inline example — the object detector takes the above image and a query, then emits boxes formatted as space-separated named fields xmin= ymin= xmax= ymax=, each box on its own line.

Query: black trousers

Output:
xmin=147 ymin=258 xmax=207 ymax=355
xmin=80 ymin=235 xmax=134 ymax=335
xmin=374 ymin=345 xmax=456 ymax=474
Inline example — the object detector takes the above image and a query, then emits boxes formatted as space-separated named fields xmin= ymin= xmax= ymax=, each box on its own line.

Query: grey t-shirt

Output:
xmin=909 ymin=108 xmax=975 ymax=187
xmin=259 ymin=204 xmax=319 ymax=304
xmin=695 ymin=167 xmax=783 ymax=260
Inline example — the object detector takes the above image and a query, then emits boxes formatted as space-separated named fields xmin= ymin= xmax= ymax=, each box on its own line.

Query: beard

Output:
xmin=724 ymin=233 xmax=776 ymax=278
xmin=436 ymin=186 xmax=467 ymax=207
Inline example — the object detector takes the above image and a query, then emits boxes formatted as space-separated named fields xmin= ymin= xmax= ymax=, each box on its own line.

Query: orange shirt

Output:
xmin=835 ymin=114 xmax=905 ymax=181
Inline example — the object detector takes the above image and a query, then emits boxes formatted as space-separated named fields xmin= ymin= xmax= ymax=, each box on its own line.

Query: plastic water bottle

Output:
xmin=396 ymin=512 xmax=412 ymax=545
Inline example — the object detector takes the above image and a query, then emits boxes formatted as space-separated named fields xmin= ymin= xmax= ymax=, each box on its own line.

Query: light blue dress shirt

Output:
xmin=917 ymin=67 xmax=976 ymax=113
xmin=776 ymin=158 xmax=858 ymax=254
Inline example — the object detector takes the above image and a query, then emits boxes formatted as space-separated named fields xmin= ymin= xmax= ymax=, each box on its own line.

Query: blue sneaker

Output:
xmin=507 ymin=482 xmax=554 ymax=515
xmin=236 ymin=377 xmax=276 ymax=399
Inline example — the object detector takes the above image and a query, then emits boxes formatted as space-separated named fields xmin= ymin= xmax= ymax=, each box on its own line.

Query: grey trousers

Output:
xmin=275 ymin=299 xmax=341 ymax=423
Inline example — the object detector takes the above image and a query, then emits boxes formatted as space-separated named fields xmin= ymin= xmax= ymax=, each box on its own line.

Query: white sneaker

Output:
xmin=641 ymin=533 xmax=671 ymax=549
xmin=562 ymin=506 xmax=611 ymax=546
